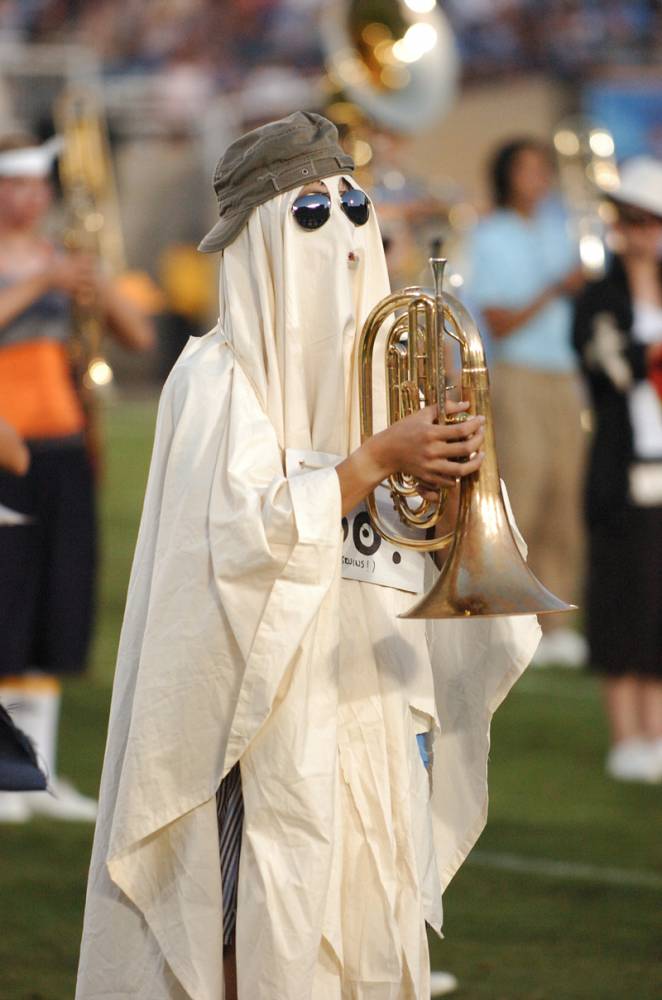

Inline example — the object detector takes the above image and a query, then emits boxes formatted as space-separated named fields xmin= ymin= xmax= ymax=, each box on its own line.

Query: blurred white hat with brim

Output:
xmin=605 ymin=155 xmax=662 ymax=220
xmin=0 ymin=136 xmax=63 ymax=178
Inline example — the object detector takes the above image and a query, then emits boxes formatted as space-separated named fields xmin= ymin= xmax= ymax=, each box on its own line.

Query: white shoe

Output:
xmin=430 ymin=970 xmax=459 ymax=996
xmin=606 ymin=739 xmax=660 ymax=783
xmin=0 ymin=791 xmax=31 ymax=823
xmin=648 ymin=738 xmax=662 ymax=782
xmin=531 ymin=628 xmax=587 ymax=669
xmin=24 ymin=776 xmax=98 ymax=821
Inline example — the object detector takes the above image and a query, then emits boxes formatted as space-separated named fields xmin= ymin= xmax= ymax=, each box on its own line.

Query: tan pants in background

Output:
xmin=491 ymin=364 xmax=587 ymax=632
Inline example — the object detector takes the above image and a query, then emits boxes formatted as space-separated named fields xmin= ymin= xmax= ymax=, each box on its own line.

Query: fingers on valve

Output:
xmin=432 ymin=451 xmax=484 ymax=481
xmin=440 ymin=415 xmax=484 ymax=440
xmin=441 ymin=431 xmax=484 ymax=458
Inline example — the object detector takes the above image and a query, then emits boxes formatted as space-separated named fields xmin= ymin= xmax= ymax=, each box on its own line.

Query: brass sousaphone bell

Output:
xmin=359 ymin=257 xmax=576 ymax=620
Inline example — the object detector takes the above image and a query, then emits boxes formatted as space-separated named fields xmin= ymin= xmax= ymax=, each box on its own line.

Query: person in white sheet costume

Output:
xmin=76 ymin=112 xmax=541 ymax=1000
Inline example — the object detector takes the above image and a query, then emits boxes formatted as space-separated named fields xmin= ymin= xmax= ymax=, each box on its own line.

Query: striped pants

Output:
xmin=216 ymin=762 xmax=243 ymax=948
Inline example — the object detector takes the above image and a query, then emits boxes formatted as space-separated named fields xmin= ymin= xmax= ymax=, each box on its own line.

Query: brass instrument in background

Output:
xmin=359 ymin=257 xmax=576 ymax=620
xmin=321 ymin=0 xmax=458 ymax=174
xmin=55 ymin=87 xmax=125 ymax=391
xmin=553 ymin=116 xmax=619 ymax=280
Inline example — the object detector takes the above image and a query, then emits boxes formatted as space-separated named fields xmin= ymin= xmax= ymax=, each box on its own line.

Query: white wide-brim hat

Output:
xmin=603 ymin=155 xmax=662 ymax=220
xmin=0 ymin=136 xmax=63 ymax=178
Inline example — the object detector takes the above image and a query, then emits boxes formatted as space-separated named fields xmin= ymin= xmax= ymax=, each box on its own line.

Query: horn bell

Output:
xmin=400 ymin=400 xmax=576 ymax=620
xmin=400 ymin=504 xmax=576 ymax=621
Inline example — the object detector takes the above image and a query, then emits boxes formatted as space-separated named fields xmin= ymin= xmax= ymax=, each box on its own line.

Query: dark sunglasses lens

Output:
xmin=341 ymin=190 xmax=369 ymax=226
xmin=292 ymin=194 xmax=331 ymax=230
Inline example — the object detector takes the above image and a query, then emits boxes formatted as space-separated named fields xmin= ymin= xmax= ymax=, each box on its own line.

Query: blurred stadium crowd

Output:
xmin=1 ymin=0 xmax=661 ymax=91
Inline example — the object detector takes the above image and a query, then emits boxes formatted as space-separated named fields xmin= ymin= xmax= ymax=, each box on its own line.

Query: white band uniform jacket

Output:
xmin=75 ymin=176 xmax=541 ymax=1000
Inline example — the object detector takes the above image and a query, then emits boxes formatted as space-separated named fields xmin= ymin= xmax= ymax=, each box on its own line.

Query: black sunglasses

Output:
xmin=291 ymin=187 xmax=370 ymax=231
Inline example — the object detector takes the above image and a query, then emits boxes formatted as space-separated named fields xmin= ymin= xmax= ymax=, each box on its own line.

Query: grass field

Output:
xmin=1 ymin=398 xmax=661 ymax=1000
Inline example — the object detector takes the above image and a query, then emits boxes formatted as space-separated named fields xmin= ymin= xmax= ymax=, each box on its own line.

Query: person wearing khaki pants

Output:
xmin=465 ymin=137 xmax=588 ymax=666
xmin=491 ymin=363 xmax=586 ymax=621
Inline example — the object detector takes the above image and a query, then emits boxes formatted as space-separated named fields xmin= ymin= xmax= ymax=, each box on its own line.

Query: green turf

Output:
xmin=430 ymin=667 xmax=662 ymax=998
xmin=1 ymin=397 xmax=661 ymax=999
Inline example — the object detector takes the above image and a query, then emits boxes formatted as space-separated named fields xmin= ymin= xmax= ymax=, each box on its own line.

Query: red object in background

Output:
xmin=650 ymin=358 xmax=662 ymax=402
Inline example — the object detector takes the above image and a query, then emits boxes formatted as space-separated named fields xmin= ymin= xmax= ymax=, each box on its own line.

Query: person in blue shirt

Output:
xmin=466 ymin=137 xmax=587 ymax=667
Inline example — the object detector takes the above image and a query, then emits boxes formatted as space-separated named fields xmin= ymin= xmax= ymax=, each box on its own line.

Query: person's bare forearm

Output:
xmin=102 ymin=283 xmax=156 ymax=353
xmin=0 ymin=419 xmax=30 ymax=475
xmin=335 ymin=432 xmax=392 ymax=517
xmin=0 ymin=273 xmax=50 ymax=329
xmin=483 ymin=285 xmax=557 ymax=339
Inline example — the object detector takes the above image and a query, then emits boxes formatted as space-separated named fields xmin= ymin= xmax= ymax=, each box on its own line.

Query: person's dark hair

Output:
xmin=609 ymin=197 xmax=662 ymax=228
xmin=0 ymin=133 xmax=38 ymax=155
xmin=489 ymin=137 xmax=551 ymax=208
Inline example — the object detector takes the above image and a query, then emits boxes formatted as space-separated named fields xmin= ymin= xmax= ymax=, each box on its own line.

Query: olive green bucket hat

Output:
xmin=198 ymin=111 xmax=355 ymax=253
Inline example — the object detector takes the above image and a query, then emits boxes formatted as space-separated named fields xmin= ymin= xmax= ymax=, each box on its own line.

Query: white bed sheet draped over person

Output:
xmin=76 ymin=176 xmax=540 ymax=1000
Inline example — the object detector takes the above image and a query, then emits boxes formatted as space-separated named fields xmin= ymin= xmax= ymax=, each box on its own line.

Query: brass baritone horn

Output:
xmin=358 ymin=257 xmax=576 ymax=620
